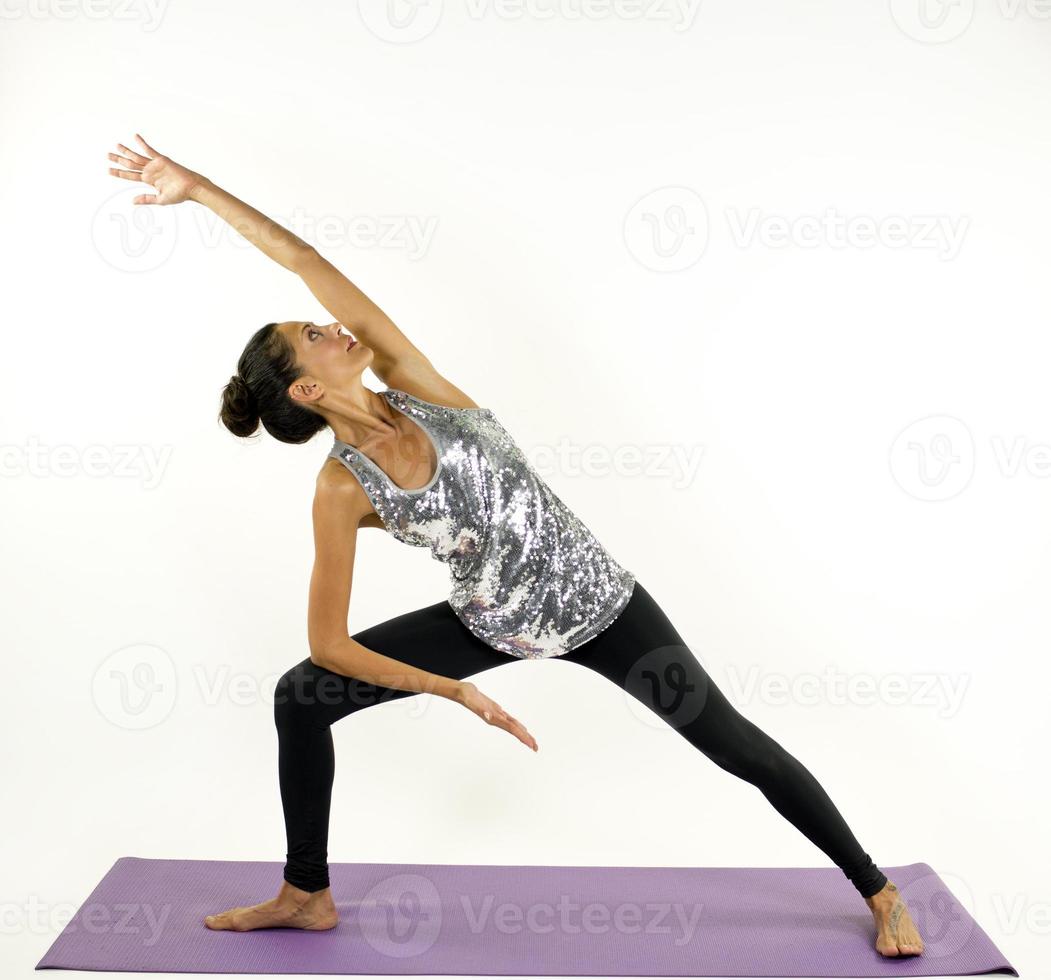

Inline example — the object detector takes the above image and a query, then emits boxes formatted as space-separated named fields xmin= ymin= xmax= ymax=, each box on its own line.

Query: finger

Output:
xmin=515 ymin=727 xmax=539 ymax=751
xmin=500 ymin=709 xmax=526 ymax=730
xmin=495 ymin=703 xmax=526 ymax=729
xmin=133 ymin=193 xmax=158 ymax=205
xmin=116 ymin=143 xmax=150 ymax=166
xmin=109 ymin=168 xmax=142 ymax=181
xmin=134 ymin=132 xmax=159 ymax=157
xmin=108 ymin=152 xmax=140 ymax=170
xmin=508 ymin=719 xmax=535 ymax=744
xmin=497 ymin=715 xmax=538 ymax=751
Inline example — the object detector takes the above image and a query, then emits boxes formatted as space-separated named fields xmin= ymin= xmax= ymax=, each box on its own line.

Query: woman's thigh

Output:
xmin=559 ymin=581 xmax=727 ymax=739
xmin=275 ymin=598 xmax=522 ymax=731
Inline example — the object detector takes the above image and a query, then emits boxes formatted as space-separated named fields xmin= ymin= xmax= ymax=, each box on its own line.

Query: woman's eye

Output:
xmin=308 ymin=329 xmax=319 ymax=340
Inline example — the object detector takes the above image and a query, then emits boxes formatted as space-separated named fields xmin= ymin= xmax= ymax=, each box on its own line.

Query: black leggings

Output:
xmin=273 ymin=581 xmax=888 ymax=899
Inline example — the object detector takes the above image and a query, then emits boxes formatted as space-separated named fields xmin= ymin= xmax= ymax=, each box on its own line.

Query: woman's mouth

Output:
xmin=337 ymin=324 xmax=357 ymax=351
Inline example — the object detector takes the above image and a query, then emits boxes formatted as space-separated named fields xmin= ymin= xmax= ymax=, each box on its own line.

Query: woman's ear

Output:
xmin=289 ymin=377 xmax=323 ymax=406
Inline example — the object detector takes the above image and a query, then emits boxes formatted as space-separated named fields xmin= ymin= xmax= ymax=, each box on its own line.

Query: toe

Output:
xmin=204 ymin=909 xmax=243 ymax=930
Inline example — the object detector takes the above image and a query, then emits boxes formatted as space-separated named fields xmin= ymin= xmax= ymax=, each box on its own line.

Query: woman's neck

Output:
xmin=323 ymin=386 xmax=397 ymax=446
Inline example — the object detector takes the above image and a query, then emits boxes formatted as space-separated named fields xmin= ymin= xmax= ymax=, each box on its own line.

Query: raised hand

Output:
xmin=107 ymin=133 xmax=203 ymax=206
xmin=456 ymin=681 xmax=539 ymax=752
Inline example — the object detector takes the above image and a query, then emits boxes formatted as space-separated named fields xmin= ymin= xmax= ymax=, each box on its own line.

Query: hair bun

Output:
xmin=219 ymin=373 xmax=261 ymax=437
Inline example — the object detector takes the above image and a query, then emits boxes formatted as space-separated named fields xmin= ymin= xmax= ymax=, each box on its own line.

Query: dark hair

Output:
xmin=218 ymin=322 xmax=328 ymax=444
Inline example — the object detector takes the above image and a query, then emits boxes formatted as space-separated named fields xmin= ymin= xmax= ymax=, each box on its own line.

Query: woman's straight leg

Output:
xmin=273 ymin=598 xmax=520 ymax=892
xmin=561 ymin=581 xmax=889 ymax=899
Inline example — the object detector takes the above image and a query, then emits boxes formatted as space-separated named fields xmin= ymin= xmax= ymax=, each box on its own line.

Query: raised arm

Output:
xmin=107 ymin=134 xmax=479 ymax=405
xmin=183 ymin=179 xmax=427 ymax=382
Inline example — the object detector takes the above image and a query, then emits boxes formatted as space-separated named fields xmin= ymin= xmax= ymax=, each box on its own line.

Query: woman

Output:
xmin=107 ymin=134 xmax=924 ymax=958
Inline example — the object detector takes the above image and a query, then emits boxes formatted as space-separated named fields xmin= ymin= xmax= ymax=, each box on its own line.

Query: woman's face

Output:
xmin=277 ymin=320 xmax=372 ymax=395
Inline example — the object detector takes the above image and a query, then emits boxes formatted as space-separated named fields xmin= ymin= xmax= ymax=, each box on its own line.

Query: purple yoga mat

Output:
xmin=36 ymin=857 xmax=1015 ymax=977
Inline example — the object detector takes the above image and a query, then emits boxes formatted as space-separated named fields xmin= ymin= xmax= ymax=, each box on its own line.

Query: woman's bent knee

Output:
xmin=273 ymin=657 xmax=383 ymax=733
xmin=274 ymin=659 xmax=321 ymax=734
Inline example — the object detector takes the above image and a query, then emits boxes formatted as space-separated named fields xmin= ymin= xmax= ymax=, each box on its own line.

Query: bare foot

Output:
xmin=866 ymin=880 xmax=924 ymax=957
xmin=204 ymin=880 xmax=338 ymax=932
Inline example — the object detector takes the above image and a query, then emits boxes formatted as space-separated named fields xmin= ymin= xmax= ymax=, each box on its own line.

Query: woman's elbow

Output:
xmin=309 ymin=632 xmax=349 ymax=671
xmin=289 ymin=245 xmax=320 ymax=276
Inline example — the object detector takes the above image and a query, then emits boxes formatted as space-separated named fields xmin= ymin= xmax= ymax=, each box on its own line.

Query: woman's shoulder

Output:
xmin=316 ymin=457 xmax=386 ymax=530
xmin=315 ymin=457 xmax=371 ymax=507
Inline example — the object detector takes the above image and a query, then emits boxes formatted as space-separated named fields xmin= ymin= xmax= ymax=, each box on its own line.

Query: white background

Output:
xmin=2 ymin=0 xmax=1049 ymax=977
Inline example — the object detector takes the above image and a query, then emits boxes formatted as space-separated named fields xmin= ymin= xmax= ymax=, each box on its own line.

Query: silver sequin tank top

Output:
xmin=327 ymin=388 xmax=635 ymax=659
